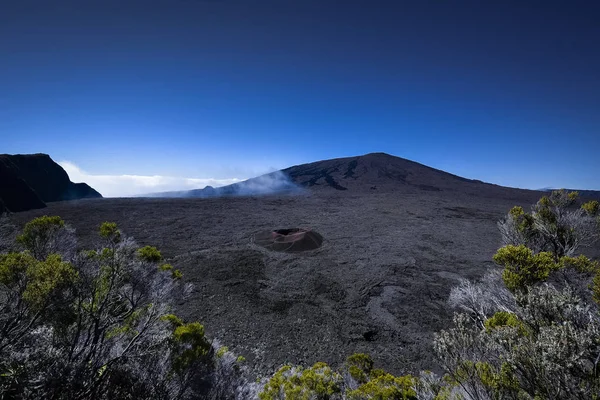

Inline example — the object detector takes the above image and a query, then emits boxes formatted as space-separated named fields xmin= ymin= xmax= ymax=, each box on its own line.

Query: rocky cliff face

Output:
xmin=0 ymin=154 xmax=102 ymax=213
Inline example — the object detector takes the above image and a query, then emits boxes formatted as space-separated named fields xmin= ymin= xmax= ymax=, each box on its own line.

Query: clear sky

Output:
xmin=1 ymin=0 xmax=599 ymax=196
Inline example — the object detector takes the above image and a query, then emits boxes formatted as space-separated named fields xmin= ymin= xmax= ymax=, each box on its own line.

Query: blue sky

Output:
xmin=1 ymin=0 xmax=599 ymax=196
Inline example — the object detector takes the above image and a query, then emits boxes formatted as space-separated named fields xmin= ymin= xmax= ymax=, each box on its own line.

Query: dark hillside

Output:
xmin=0 ymin=153 xmax=102 ymax=213
xmin=0 ymin=156 xmax=46 ymax=212
xmin=153 ymin=153 xmax=548 ymax=202
xmin=282 ymin=152 xmax=543 ymax=201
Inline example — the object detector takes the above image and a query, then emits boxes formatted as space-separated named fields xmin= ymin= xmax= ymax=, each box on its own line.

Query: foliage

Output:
xmin=484 ymin=311 xmax=529 ymax=337
xmin=171 ymin=321 xmax=211 ymax=373
xmin=497 ymin=190 xmax=599 ymax=259
xmin=207 ymin=340 xmax=260 ymax=400
xmin=138 ymin=245 xmax=163 ymax=262
xmin=493 ymin=245 xmax=557 ymax=291
xmin=438 ymin=284 xmax=600 ymax=399
xmin=345 ymin=373 xmax=417 ymax=400
xmin=259 ymin=355 xmax=419 ymax=400
xmin=99 ymin=221 xmax=121 ymax=243
xmin=435 ymin=192 xmax=600 ymax=399
xmin=0 ymin=251 xmax=78 ymax=356
xmin=259 ymin=362 xmax=343 ymax=400
xmin=582 ymin=200 xmax=600 ymax=216
xmin=16 ymin=215 xmax=76 ymax=260
xmin=0 ymin=216 xmax=228 ymax=399
xmin=448 ymin=269 xmax=515 ymax=328
xmin=346 ymin=353 xmax=375 ymax=384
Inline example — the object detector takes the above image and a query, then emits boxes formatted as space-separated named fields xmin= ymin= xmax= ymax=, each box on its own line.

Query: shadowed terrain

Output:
xmin=9 ymin=153 xmax=600 ymax=377
xmin=0 ymin=153 xmax=102 ymax=213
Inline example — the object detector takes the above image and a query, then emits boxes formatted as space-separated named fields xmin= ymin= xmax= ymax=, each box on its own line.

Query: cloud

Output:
xmin=59 ymin=161 xmax=243 ymax=198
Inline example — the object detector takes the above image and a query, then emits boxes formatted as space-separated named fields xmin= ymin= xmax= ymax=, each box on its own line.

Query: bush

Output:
xmin=0 ymin=216 xmax=239 ymax=399
xmin=16 ymin=215 xmax=76 ymax=260
xmin=435 ymin=192 xmax=600 ymax=399
xmin=345 ymin=373 xmax=416 ymax=400
xmin=498 ymin=190 xmax=599 ymax=259
xmin=493 ymin=245 xmax=557 ymax=291
xmin=258 ymin=355 xmax=418 ymax=400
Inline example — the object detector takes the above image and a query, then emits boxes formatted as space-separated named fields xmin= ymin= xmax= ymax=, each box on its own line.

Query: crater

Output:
xmin=253 ymin=228 xmax=323 ymax=252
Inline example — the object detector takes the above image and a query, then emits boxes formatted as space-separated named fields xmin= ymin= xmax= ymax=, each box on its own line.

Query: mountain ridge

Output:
xmin=0 ymin=153 xmax=102 ymax=213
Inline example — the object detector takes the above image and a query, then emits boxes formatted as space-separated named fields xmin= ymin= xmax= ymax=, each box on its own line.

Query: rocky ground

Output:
xmin=13 ymin=186 xmax=584 ymax=378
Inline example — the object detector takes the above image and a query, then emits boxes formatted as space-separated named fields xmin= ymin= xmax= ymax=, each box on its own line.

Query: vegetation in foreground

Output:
xmin=0 ymin=216 xmax=256 ymax=399
xmin=1 ymin=190 xmax=599 ymax=399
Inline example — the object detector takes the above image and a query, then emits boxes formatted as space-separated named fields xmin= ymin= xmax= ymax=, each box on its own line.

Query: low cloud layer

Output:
xmin=59 ymin=161 xmax=242 ymax=198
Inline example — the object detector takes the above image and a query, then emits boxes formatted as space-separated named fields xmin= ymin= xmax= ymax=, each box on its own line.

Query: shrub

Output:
xmin=259 ymin=362 xmax=343 ymax=400
xmin=493 ymin=245 xmax=557 ymax=291
xmin=137 ymin=245 xmax=163 ymax=262
xmin=448 ymin=269 xmax=516 ymax=328
xmin=484 ymin=311 xmax=529 ymax=336
xmin=346 ymin=353 xmax=375 ymax=384
xmin=438 ymin=192 xmax=600 ymax=399
xmin=259 ymin=356 xmax=420 ymax=400
xmin=0 ymin=217 xmax=224 ymax=399
xmin=16 ymin=215 xmax=76 ymax=260
xmin=99 ymin=221 xmax=121 ymax=243
xmin=437 ymin=288 xmax=600 ymax=399
xmin=497 ymin=190 xmax=599 ymax=259
xmin=346 ymin=373 xmax=417 ymax=400
xmin=582 ymin=200 xmax=599 ymax=216
xmin=207 ymin=340 xmax=260 ymax=400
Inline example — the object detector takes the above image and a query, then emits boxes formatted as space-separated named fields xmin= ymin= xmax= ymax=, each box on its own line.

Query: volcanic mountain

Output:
xmin=151 ymin=152 xmax=554 ymax=200
xmin=283 ymin=152 xmax=492 ymax=193
xmin=0 ymin=154 xmax=102 ymax=213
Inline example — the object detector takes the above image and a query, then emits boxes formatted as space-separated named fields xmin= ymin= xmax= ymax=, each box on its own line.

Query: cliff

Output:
xmin=0 ymin=154 xmax=102 ymax=213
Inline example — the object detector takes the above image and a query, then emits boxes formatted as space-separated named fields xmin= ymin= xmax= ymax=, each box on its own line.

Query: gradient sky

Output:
xmin=1 ymin=0 xmax=599 ymax=196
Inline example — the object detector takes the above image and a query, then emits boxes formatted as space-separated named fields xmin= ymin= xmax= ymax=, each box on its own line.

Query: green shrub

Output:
xmin=346 ymin=353 xmax=375 ymax=384
xmin=499 ymin=190 xmax=599 ymax=259
xmin=99 ymin=221 xmax=121 ymax=242
xmin=346 ymin=373 xmax=417 ymax=400
xmin=137 ymin=245 xmax=162 ymax=262
xmin=493 ymin=245 xmax=557 ymax=291
xmin=0 ymin=217 xmax=220 ymax=399
xmin=582 ymin=200 xmax=600 ymax=216
xmin=484 ymin=311 xmax=529 ymax=336
xmin=259 ymin=362 xmax=342 ymax=400
xmin=171 ymin=322 xmax=211 ymax=373
xmin=17 ymin=215 xmax=66 ymax=259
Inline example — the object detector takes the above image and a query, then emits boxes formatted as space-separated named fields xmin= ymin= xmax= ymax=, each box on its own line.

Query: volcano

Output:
xmin=151 ymin=152 xmax=557 ymax=200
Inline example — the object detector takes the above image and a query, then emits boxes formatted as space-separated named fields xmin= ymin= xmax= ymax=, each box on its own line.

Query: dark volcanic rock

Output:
xmin=0 ymin=153 xmax=102 ymax=213
xmin=282 ymin=152 xmax=506 ymax=195
xmin=0 ymin=156 xmax=47 ymax=212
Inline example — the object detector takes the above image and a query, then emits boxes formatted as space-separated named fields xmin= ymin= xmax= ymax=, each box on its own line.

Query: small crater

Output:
xmin=253 ymin=228 xmax=324 ymax=252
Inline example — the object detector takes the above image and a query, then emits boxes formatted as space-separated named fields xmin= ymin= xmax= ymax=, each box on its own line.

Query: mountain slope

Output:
xmin=283 ymin=152 xmax=476 ymax=191
xmin=151 ymin=152 xmax=552 ymax=199
xmin=0 ymin=154 xmax=102 ymax=213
